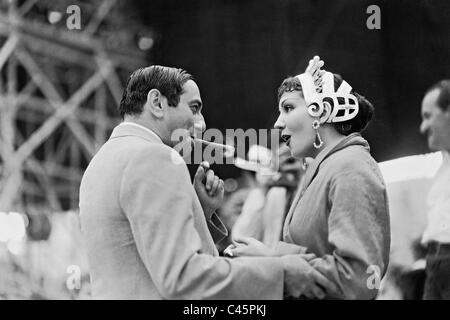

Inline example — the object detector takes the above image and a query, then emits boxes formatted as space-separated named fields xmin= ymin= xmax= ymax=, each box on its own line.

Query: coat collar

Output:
xmin=109 ymin=122 xmax=163 ymax=144
xmin=282 ymin=133 xmax=370 ymax=240
xmin=301 ymin=132 xmax=369 ymax=191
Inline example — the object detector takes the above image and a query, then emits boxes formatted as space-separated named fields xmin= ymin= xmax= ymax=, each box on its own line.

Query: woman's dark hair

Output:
xmin=277 ymin=73 xmax=374 ymax=135
xmin=119 ymin=65 xmax=193 ymax=118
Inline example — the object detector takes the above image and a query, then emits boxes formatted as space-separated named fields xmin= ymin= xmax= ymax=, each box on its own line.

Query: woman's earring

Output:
xmin=312 ymin=120 xmax=324 ymax=149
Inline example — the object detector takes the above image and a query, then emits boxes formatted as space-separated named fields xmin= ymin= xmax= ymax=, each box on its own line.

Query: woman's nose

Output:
xmin=274 ymin=114 xmax=285 ymax=130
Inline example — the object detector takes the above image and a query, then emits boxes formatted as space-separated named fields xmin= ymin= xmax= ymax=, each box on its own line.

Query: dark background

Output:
xmin=134 ymin=0 xmax=450 ymax=178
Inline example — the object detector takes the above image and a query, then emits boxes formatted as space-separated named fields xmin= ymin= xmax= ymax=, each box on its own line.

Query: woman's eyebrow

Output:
xmin=280 ymin=99 xmax=295 ymax=106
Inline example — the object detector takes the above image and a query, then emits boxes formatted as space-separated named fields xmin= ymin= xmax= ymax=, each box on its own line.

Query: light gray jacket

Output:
xmin=79 ymin=123 xmax=286 ymax=299
xmin=277 ymin=133 xmax=391 ymax=299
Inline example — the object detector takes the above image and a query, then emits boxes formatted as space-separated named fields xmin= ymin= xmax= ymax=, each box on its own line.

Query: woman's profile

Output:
xmin=227 ymin=57 xmax=391 ymax=300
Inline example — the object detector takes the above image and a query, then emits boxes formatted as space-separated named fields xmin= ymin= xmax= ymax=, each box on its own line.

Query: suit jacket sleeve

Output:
xmin=309 ymin=166 xmax=391 ymax=299
xmin=119 ymin=145 xmax=285 ymax=299
xmin=273 ymin=241 xmax=308 ymax=255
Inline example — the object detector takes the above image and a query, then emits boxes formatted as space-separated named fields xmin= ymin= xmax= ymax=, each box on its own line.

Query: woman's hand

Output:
xmin=224 ymin=236 xmax=276 ymax=257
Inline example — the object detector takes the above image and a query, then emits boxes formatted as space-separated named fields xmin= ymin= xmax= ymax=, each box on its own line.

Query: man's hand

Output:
xmin=224 ymin=236 xmax=276 ymax=257
xmin=193 ymin=161 xmax=224 ymax=219
xmin=281 ymin=255 xmax=339 ymax=300
xmin=224 ymin=237 xmax=317 ymax=259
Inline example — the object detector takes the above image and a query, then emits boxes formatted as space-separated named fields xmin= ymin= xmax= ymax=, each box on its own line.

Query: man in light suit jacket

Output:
xmin=79 ymin=65 xmax=333 ymax=299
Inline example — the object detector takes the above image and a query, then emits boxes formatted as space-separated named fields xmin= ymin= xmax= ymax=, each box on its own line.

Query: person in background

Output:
xmin=231 ymin=144 xmax=304 ymax=247
xmin=419 ymin=79 xmax=450 ymax=300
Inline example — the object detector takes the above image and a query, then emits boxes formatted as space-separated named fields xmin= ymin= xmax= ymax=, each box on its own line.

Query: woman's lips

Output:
xmin=281 ymin=134 xmax=292 ymax=147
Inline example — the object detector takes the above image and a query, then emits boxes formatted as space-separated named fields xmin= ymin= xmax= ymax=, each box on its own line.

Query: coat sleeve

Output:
xmin=119 ymin=145 xmax=285 ymax=299
xmin=308 ymin=165 xmax=391 ymax=299
xmin=273 ymin=241 xmax=308 ymax=255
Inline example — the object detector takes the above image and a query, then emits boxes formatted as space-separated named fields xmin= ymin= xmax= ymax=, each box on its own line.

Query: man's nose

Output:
xmin=194 ymin=114 xmax=206 ymax=133
xmin=274 ymin=114 xmax=285 ymax=130
xmin=420 ymin=120 xmax=428 ymax=135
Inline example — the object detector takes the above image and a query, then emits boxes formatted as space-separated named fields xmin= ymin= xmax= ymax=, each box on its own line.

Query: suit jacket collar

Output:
xmin=109 ymin=122 xmax=163 ymax=144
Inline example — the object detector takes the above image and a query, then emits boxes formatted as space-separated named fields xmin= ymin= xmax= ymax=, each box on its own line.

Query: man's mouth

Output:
xmin=281 ymin=133 xmax=292 ymax=147
xmin=193 ymin=123 xmax=204 ymax=138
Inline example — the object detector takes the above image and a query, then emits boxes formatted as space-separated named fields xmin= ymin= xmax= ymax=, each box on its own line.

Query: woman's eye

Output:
xmin=283 ymin=105 xmax=294 ymax=113
xmin=190 ymin=105 xmax=199 ymax=113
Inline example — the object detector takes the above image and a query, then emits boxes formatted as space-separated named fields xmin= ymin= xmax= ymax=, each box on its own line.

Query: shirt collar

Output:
xmin=118 ymin=121 xmax=163 ymax=143
xmin=442 ymin=150 xmax=450 ymax=167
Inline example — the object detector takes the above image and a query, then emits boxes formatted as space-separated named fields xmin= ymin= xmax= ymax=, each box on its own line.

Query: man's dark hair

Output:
xmin=425 ymin=79 xmax=450 ymax=111
xmin=118 ymin=65 xmax=193 ymax=118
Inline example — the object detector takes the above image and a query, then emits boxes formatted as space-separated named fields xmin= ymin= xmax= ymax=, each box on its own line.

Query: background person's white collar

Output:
xmin=442 ymin=150 xmax=450 ymax=166
xmin=119 ymin=121 xmax=162 ymax=143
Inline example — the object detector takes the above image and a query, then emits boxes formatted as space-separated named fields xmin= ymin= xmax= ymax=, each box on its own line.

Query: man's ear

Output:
xmin=146 ymin=89 xmax=164 ymax=118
